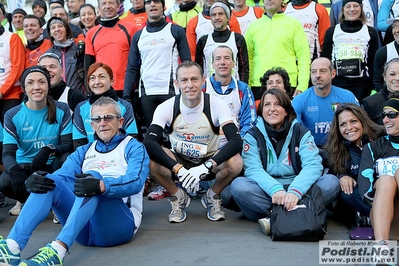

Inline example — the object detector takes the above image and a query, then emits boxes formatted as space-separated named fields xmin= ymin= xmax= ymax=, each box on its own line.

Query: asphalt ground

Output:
xmin=0 ymin=195 xmax=362 ymax=266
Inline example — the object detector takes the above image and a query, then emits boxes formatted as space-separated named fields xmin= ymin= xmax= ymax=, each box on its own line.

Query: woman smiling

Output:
xmin=0 ymin=66 xmax=72 ymax=215
xmin=73 ymin=63 xmax=138 ymax=148
xmin=359 ymin=95 xmax=399 ymax=258
xmin=325 ymin=104 xmax=384 ymax=228
xmin=46 ymin=17 xmax=84 ymax=93
xmin=230 ymin=89 xmax=339 ymax=234
xmin=321 ymin=0 xmax=379 ymax=103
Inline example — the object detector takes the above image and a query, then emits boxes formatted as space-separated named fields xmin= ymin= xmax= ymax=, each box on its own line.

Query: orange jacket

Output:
xmin=186 ymin=13 xmax=242 ymax=61
xmin=25 ymin=39 xmax=52 ymax=68
xmin=122 ymin=10 xmax=148 ymax=29
xmin=1 ymin=33 xmax=25 ymax=100
xmin=232 ymin=6 xmax=264 ymax=19
xmin=85 ymin=21 xmax=140 ymax=92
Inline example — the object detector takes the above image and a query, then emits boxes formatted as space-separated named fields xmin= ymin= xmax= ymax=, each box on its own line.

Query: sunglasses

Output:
xmin=90 ymin=114 xmax=119 ymax=123
xmin=381 ymin=111 xmax=399 ymax=119
xmin=144 ymin=0 xmax=161 ymax=4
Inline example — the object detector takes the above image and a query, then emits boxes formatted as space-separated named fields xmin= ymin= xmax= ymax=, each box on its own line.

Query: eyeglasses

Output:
xmin=381 ymin=111 xmax=399 ymax=119
xmin=144 ymin=0 xmax=161 ymax=4
xmin=90 ymin=114 xmax=119 ymax=123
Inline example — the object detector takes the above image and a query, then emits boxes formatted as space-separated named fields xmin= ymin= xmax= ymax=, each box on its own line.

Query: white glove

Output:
xmin=182 ymin=164 xmax=210 ymax=193
xmin=176 ymin=167 xmax=192 ymax=181
xmin=187 ymin=181 xmax=200 ymax=194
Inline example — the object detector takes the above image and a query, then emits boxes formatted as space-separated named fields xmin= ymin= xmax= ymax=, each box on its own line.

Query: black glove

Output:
xmin=10 ymin=168 xmax=29 ymax=200
xmin=25 ymin=171 xmax=55 ymax=193
xmin=31 ymin=146 xmax=52 ymax=172
xmin=74 ymin=174 xmax=101 ymax=197
xmin=74 ymin=41 xmax=85 ymax=59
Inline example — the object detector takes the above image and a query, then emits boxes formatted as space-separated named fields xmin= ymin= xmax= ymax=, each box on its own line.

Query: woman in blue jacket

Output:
xmin=230 ymin=88 xmax=339 ymax=234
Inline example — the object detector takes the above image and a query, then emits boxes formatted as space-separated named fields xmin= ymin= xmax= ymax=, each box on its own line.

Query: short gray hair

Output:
xmin=90 ymin=96 xmax=121 ymax=117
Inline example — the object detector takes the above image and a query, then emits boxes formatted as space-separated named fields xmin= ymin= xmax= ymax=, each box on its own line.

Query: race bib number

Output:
xmin=175 ymin=141 xmax=208 ymax=159
xmin=336 ymin=45 xmax=364 ymax=60
xmin=375 ymin=156 xmax=399 ymax=177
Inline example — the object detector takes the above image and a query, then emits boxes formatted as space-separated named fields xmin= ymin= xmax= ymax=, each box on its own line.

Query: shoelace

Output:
xmin=209 ymin=197 xmax=222 ymax=211
xmin=169 ymin=197 xmax=187 ymax=213
xmin=0 ymin=237 xmax=20 ymax=263
xmin=31 ymin=246 xmax=61 ymax=264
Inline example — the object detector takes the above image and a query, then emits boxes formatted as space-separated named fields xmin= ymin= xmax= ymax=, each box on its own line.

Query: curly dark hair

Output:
xmin=259 ymin=67 xmax=292 ymax=96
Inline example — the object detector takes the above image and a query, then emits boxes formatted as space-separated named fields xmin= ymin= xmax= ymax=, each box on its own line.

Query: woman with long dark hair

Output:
xmin=325 ymin=103 xmax=385 ymax=227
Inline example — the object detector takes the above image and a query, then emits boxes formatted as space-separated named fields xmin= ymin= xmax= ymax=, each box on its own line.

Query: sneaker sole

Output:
xmin=168 ymin=212 xmax=187 ymax=223
xmin=206 ymin=212 xmax=225 ymax=221
xmin=18 ymin=263 xmax=62 ymax=266
xmin=258 ymin=219 xmax=271 ymax=235
xmin=201 ymin=197 xmax=225 ymax=221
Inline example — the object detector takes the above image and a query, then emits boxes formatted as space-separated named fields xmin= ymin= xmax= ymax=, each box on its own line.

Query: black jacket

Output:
xmin=362 ymin=86 xmax=390 ymax=125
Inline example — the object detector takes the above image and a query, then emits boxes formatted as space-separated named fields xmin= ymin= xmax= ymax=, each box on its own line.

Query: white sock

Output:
xmin=6 ymin=239 xmax=20 ymax=254
xmin=207 ymin=188 xmax=216 ymax=198
xmin=173 ymin=188 xmax=184 ymax=198
xmin=51 ymin=241 xmax=66 ymax=260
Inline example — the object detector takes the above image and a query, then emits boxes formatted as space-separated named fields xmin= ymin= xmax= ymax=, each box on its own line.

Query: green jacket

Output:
xmin=246 ymin=0 xmax=264 ymax=7
xmin=245 ymin=12 xmax=310 ymax=92
xmin=171 ymin=4 xmax=202 ymax=28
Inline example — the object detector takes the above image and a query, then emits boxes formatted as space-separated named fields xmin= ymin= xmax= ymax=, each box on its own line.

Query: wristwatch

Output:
xmin=204 ymin=160 xmax=213 ymax=171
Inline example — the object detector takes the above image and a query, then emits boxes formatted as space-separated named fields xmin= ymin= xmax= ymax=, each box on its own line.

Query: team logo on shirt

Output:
xmin=183 ymin=133 xmax=195 ymax=141
xmin=331 ymin=102 xmax=340 ymax=112
xmin=86 ymin=160 xmax=117 ymax=170
xmin=306 ymin=141 xmax=317 ymax=151
xmin=244 ymin=144 xmax=249 ymax=152
xmin=23 ymin=122 xmax=33 ymax=131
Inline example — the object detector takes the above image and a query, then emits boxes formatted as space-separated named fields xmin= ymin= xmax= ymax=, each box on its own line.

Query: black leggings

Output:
xmin=140 ymin=94 xmax=175 ymax=128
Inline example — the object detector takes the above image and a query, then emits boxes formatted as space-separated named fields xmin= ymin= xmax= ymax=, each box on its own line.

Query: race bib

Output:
xmin=336 ymin=59 xmax=361 ymax=77
xmin=336 ymin=44 xmax=364 ymax=60
xmin=175 ymin=140 xmax=208 ymax=159
xmin=375 ymin=156 xmax=399 ymax=177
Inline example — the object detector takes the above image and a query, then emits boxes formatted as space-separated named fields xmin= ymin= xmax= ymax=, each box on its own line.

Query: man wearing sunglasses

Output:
xmin=0 ymin=96 xmax=150 ymax=265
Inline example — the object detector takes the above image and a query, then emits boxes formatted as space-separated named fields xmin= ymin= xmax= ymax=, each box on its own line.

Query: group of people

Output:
xmin=0 ymin=0 xmax=398 ymax=265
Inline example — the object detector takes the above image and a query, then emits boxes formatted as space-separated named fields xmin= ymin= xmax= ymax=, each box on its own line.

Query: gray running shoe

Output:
xmin=201 ymin=192 xmax=225 ymax=221
xmin=168 ymin=191 xmax=191 ymax=223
